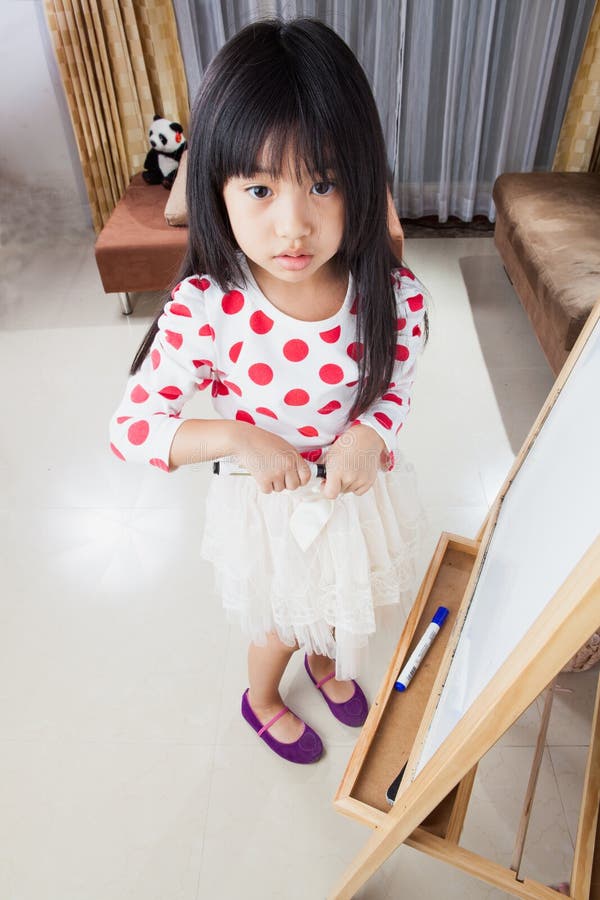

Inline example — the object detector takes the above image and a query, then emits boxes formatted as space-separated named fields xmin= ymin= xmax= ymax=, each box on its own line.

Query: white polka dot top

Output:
xmin=109 ymin=261 xmax=426 ymax=473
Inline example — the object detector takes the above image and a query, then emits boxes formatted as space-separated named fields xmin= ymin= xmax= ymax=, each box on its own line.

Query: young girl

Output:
xmin=110 ymin=18 xmax=427 ymax=765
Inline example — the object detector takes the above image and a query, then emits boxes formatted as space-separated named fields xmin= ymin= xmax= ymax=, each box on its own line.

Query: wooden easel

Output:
xmin=330 ymin=303 xmax=600 ymax=899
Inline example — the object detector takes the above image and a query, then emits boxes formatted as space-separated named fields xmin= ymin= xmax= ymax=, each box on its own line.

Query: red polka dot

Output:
xmin=284 ymin=388 xmax=310 ymax=406
xmin=171 ymin=283 xmax=181 ymax=298
xmin=373 ymin=412 xmax=393 ymax=430
xmin=236 ymin=410 xmax=255 ymax=425
xmin=229 ymin=341 xmax=243 ymax=363
xmin=301 ymin=448 xmax=322 ymax=463
xmin=116 ymin=416 xmax=131 ymax=424
xmin=131 ymin=384 xmax=149 ymax=403
xmin=407 ymin=293 xmax=424 ymax=312
xmin=319 ymin=325 xmax=341 ymax=343
xmin=388 ymin=382 xmax=396 ymax=389
xmin=170 ymin=302 xmax=192 ymax=317
xmin=151 ymin=349 xmax=161 ymax=369
xmin=298 ymin=425 xmax=319 ymax=437
xmin=397 ymin=317 xmax=407 ymax=331
xmin=212 ymin=381 xmax=229 ymax=397
xmin=248 ymin=363 xmax=273 ymax=385
xmin=399 ymin=267 xmax=415 ymax=280
xmin=317 ymin=400 xmax=341 ymax=415
xmin=412 ymin=324 xmax=422 ymax=337
xmin=110 ymin=442 xmax=125 ymax=460
xmin=350 ymin=295 xmax=359 ymax=315
xmin=283 ymin=339 xmax=309 ymax=361
xmin=382 ymin=392 xmax=403 ymax=405
xmin=190 ymin=276 xmax=210 ymax=291
xmin=319 ymin=364 xmax=344 ymax=384
xmin=198 ymin=324 xmax=215 ymax=340
xmin=395 ymin=345 xmax=410 ymax=362
xmin=221 ymin=290 xmax=244 ymax=314
xmin=346 ymin=342 xmax=364 ymax=362
xmin=159 ymin=385 xmax=182 ymax=400
xmin=250 ymin=310 xmax=274 ymax=334
xmin=345 ymin=379 xmax=358 ymax=387
xmin=128 ymin=420 xmax=149 ymax=445
xmin=165 ymin=330 xmax=183 ymax=350
xmin=150 ymin=458 xmax=169 ymax=472
xmin=256 ymin=407 xmax=278 ymax=419
xmin=197 ymin=379 xmax=212 ymax=391
xmin=223 ymin=380 xmax=242 ymax=396
xmin=192 ymin=358 xmax=213 ymax=369
xmin=350 ymin=419 xmax=362 ymax=427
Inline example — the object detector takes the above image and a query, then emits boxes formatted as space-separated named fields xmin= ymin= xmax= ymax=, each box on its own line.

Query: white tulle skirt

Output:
xmin=200 ymin=455 xmax=424 ymax=680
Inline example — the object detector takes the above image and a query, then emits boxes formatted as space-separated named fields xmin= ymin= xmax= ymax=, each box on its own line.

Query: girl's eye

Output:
xmin=312 ymin=181 xmax=336 ymax=196
xmin=247 ymin=186 xmax=271 ymax=200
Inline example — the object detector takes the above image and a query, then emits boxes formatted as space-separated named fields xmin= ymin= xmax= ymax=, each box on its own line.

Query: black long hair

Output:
xmin=132 ymin=17 xmax=408 ymax=421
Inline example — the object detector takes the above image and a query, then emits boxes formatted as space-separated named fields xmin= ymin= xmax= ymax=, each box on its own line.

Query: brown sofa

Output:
xmin=94 ymin=174 xmax=188 ymax=314
xmin=493 ymin=172 xmax=600 ymax=375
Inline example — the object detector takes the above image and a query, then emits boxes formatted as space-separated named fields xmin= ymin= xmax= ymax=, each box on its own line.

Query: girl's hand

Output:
xmin=321 ymin=424 xmax=387 ymax=500
xmin=234 ymin=423 xmax=312 ymax=493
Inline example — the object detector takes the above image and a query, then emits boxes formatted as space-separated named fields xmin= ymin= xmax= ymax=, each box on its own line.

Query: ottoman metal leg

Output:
xmin=117 ymin=292 xmax=132 ymax=315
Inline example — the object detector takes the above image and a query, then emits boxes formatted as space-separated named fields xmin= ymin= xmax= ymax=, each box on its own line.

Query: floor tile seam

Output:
xmin=0 ymin=738 xmax=221 ymax=747
xmin=546 ymin=745 xmax=576 ymax=851
xmin=486 ymin=364 xmax=555 ymax=375
xmin=210 ymin=625 xmax=233 ymax=744
xmin=193 ymin=733 xmax=223 ymax=899
xmin=1 ymin=504 xmax=202 ymax=510
xmin=191 ymin=742 xmax=215 ymax=900
xmin=544 ymin=742 xmax=591 ymax=749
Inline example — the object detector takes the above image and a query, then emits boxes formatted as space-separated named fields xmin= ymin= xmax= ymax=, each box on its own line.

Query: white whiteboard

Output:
xmin=415 ymin=316 xmax=600 ymax=777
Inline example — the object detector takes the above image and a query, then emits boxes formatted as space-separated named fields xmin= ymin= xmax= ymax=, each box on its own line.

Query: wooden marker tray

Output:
xmin=335 ymin=532 xmax=479 ymax=837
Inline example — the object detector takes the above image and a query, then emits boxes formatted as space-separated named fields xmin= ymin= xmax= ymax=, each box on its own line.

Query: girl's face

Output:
xmin=222 ymin=145 xmax=344 ymax=293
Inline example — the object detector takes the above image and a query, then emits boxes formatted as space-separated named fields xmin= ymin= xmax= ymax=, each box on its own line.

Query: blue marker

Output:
xmin=394 ymin=606 xmax=449 ymax=691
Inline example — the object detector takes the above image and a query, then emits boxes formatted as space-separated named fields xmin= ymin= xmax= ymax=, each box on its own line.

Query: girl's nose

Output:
xmin=274 ymin=194 xmax=312 ymax=241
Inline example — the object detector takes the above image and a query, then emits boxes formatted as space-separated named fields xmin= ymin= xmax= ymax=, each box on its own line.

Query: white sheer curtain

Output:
xmin=173 ymin=0 xmax=595 ymax=221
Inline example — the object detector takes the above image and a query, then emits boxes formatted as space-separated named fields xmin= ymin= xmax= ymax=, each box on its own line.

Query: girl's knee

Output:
xmin=275 ymin=632 xmax=300 ymax=654
xmin=263 ymin=630 xmax=299 ymax=654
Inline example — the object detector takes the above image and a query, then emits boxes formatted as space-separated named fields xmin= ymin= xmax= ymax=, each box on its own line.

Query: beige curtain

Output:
xmin=553 ymin=0 xmax=600 ymax=173
xmin=44 ymin=0 xmax=189 ymax=232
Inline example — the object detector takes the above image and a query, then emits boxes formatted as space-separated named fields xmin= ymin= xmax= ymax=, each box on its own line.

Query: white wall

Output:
xmin=0 ymin=0 xmax=91 ymax=229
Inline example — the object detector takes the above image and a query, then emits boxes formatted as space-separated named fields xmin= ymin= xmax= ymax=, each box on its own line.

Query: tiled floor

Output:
xmin=0 ymin=214 xmax=597 ymax=900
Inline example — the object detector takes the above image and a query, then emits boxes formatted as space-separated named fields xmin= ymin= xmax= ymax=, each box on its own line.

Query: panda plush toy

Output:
xmin=142 ymin=115 xmax=187 ymax=189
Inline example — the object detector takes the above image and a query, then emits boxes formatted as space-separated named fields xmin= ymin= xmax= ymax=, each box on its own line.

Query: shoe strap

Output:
xmin=316 ymin=672 xmax=336 ymax=691
xmin=258 ymin=706 xmax=289 ymax=737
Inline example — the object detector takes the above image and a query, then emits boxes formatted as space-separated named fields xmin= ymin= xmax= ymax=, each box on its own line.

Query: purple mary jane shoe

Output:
xmin=304 ymin=654 xmax=369 ymax=727
xmin=241 ymin=689 xmax=323 ymax=764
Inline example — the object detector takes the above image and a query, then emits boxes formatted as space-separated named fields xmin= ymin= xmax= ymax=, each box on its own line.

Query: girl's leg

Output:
xmin=248 ymin=631 xmax=304 ymax=743
xmin=306 ymin=653 xmax=355 ymax=703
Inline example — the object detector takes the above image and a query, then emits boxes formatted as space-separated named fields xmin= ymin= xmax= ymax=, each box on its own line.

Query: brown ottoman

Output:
xmin=95 ymin=174 xmax=188 ymax=314
xmin=493 ymin=172 xmax=600 ymax=375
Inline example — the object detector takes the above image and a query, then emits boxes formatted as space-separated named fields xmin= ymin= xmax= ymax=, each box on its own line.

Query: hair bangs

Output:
xmin=211 ymin=88 xmax=338 ymax=189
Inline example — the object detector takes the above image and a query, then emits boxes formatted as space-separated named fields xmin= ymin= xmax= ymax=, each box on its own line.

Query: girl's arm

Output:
xmin=170 ymin=417 xmax=312 ymax=491
xmin=110 ymin=276 xmax=230 ymax=472
xmin=321 ymin=270 xmax=426 ymax=499
xmin=168 ymin=418 xmax=244 ymax=469
xmin=352 ymin=269 xmax=426 ymax=460
xmin=109 ymin=276 xmax=311 ymax=488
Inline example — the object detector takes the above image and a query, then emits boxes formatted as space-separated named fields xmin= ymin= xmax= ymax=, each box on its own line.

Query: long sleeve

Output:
xmin=109 ymin=276 xmax=217 ymax=471
xmin=357 ymin=268 xmax=426 ymax=458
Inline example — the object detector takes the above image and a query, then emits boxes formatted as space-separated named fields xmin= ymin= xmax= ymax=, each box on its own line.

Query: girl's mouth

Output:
xmin=275 ymin=254 xmax=313 ymax=271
